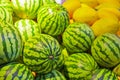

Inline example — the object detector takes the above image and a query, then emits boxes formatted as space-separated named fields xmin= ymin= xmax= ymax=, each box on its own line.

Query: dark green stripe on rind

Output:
xmin=63 ymin=22 xmax=95 ymax=53
xmin=0 ymin=62 xmax=34 ymax=80
xmin=91 ymin=33 xmax=120 ymax=68
xmin=23 ymin=34 xmax=64 ymax=74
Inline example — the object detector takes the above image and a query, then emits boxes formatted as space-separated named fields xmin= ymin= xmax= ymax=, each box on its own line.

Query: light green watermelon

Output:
xmin=91 ymin=68 xmax=118 ymax=80
xmin=40 ymin=0 xmax=57 ymax=6
xmin=35 ymin=70 xmax=66 ymax=80
xmin=62 ymin=22 xmax=95 ymax=53
xmin=14 ymin=19 xmax=41 ymax=42
xmin=0 ymin=6 xmax=13 ymax=24
xmin=0 ymin=62 xmax=34 ymax=80
xmin=64 ymin=53 xmax=99 ymax=80
xmin=91 ymin=33 xmax=120 ymax=68
xmin=0 ymin=0 xmax=13 ymax=13
xmin=0 ymin=20 xmax=23 ymax=65
xmin=23 ymin=34 xmax=64 ymax=74
xmin=37 ymin=3 xmax=69 ymax=36
xmin=11 ymin=0 xmax=41 ymax=19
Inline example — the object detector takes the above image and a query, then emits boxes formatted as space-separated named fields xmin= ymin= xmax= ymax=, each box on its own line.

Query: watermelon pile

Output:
xmin=0 ymin=0 xmax=120 ymax=80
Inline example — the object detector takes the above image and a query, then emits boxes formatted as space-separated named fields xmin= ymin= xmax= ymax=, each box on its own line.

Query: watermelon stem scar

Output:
xmin=49 ymin=55 xmax=54 ymax=60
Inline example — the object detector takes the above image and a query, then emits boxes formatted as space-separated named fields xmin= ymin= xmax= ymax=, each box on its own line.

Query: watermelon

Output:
xmin=0 ymin=20 xmax=23 ymax=65
xmin=23 ymin=34 xmax=64 ymax=74
xmin=0 ymin=62 xmax=34 ymax=80
xmin=64 ymin=53 xmax=99 ymax=80
xmin=91 ymin=33 xmax=120 ymax=68
xmin=62 ymin=22 xmax=95 ymax=53
xmin=14 ymin=19 xmax=41 ymax=42
xmin=11 ymin=0 xmax=41 ymax=19
xmin=37 ymin=3 xmax=69 ymax=36
xmin=35 ymin=70 xmax=66 ymax=80
xmin=113 ymin=64 xmax=120 ymax=76
xmin=0 ymin=0 xmax=13 ymax=13
xmin=40 ymin=0 xmax=56 ymax=6
xmin=0 ymin=6 xmax=13 ymax=24
xmin=91 ymin=68 xmax=118 ymax=80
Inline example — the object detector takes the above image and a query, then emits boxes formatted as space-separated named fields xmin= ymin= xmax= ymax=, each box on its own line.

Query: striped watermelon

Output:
xmin=113 ymin=64 xmax=120 ymax=76
xmin=23 ymin=34 xmax=64 ymax=74
xmin=0 ymin=62 xmax=34 ymax=80
xmin=0 ymin=20 xmax=23 ymax=65
xmin=91 ymin=33 xmax=120 ymax=68
xmin=62 ymin=22 xmax=95 ymax=53
xmin=91 ymin=68 xmax=118 ymax=80
xmin=37 ymin=3 xmax=69 ymax=36
xmin=0 ymin=0 xmax=13 ymax=13
xmin=14 ymin=19 xmax=41 ymax=42
xmin=0 ymin=6 xmax=13 ymax=24
xmin=35 ymin=70 xmax=66 ymax=80
xmin=11 ymin=0 xmax=41 ymax=19
xmin=64 ymin=53 xmax=99 ymax=80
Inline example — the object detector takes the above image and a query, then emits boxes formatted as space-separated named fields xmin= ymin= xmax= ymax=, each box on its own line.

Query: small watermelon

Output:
xmin=14 ymin=19 xmax=41 ymax=42
xmin=0 ymin=62 xmax=34 ymax=80
xmin=91 ymin=68 xmax=118 ymax=80
xmin=37 ymin=3 xmax=69 ymax=36
xmin=0 ymin=20 xmax=23 ymax=65
xmin=35 ymin=70 xmax=66 ymax=80
xmin=64 ymin=53 xmax=99 ymax=80
xmin=91 ymin=33 xmax=120 ymax=68
xmin=62 ymin=22 xmax=95 ymax=53
xmin=11 ymin=0 xmax=41 ymax=19
xmin=23 ymin=34 xmax=64 ymax=74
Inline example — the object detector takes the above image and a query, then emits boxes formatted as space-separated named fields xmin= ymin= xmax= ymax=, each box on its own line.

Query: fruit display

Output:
xmin=0 ymin=0 xmax=120 ymax=80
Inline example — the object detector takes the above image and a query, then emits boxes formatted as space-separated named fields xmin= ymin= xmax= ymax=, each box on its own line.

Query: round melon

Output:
xmin=11 ymin=0 xmax=41 ymax=19
xmin=62 ymin=22 xmax=95 ymax=53
xmin=23 ymin=34 xmax=64 ymax=74
xmin=91 ymin=68 xmax=118 ymax=80
xmin=91 ymin=33 xmax=120 ymax=68
xmin=0 ymin=20 xmax=23 ymax=65
xmin=64 ymin=53 xmax=99 ymax=80
xmin=14 ymin=19 xmax=41 ymax=42
xmin=35 ymin=70 xmax=66 ymax=80
xmin=0 ymin=62 xmax=34 ymax=80
xmin=0 ymin=6 xmax=13 ymax=24
xmin=37 ymin=3 xmax=69 ymax=36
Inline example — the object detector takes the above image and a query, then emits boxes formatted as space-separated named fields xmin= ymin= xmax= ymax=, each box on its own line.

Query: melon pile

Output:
xmin=0 ymin=0 xmax=120 ymax=80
